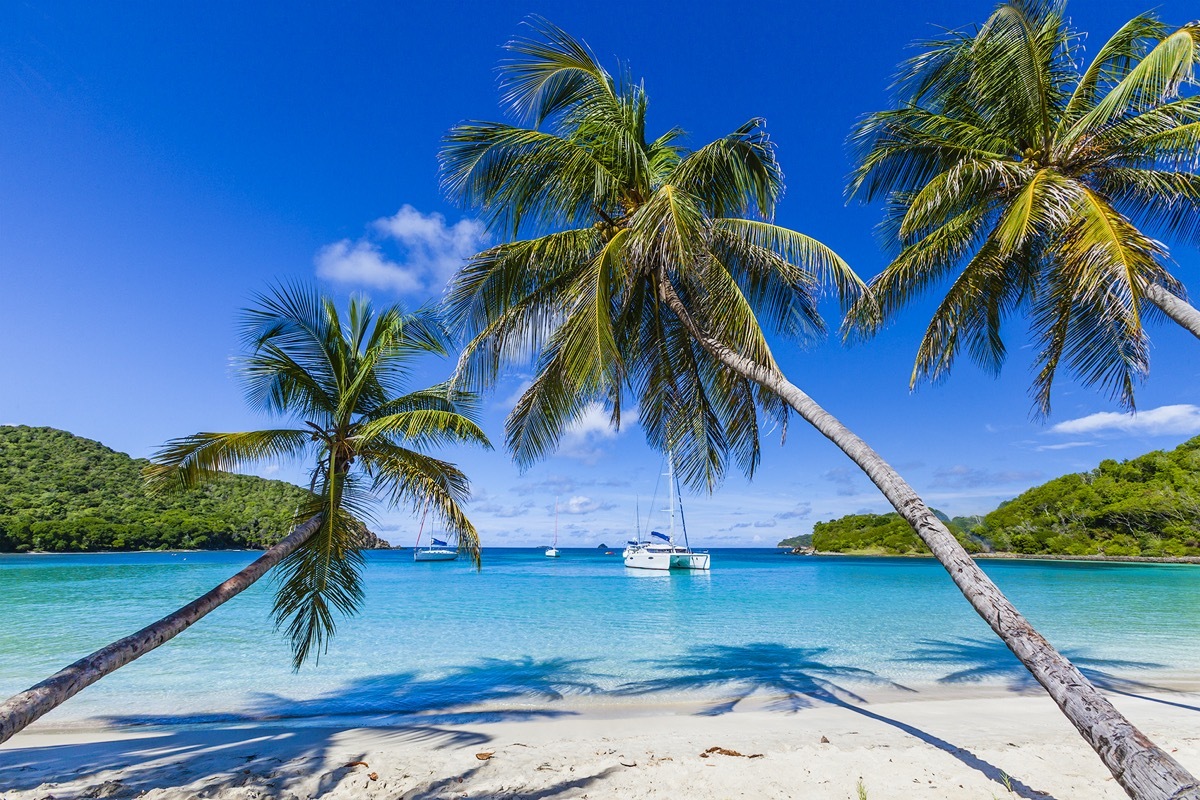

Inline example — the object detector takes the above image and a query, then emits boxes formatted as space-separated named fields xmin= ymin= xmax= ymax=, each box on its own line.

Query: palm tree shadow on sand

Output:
xmin=908 ymin=637 xmax=1200 ymax=713
xmin=617 ymin=642 xmax=1054 ymax=800
xmin=0 ymin=656 xmax=599 ymax=798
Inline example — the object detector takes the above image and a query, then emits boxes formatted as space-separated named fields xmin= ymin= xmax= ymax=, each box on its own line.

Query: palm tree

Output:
xmin=848 ymin=1 xmax=1200 ymax=415
xmin=439 ymin=18 xmax=1197 ymax=799
xmin=0 ymin=284 xmax=489 ymax=745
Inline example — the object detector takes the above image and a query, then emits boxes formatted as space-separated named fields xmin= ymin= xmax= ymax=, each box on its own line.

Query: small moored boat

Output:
xmin=545 ymin=496 xmax=560 ymax=558
xmin=412 ymin=498 xmax=458 ymax=562
xmin=623 ymin=450 xmax=710 ymax=572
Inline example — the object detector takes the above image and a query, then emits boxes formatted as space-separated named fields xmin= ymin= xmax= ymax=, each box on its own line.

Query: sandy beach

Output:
xmin=3 ymin=687 xmax=1198 ymax=799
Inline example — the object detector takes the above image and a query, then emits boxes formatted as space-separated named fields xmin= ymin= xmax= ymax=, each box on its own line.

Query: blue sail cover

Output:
xmin=650 ymin=531 xmax=671 ymax=542
xmin=430 ymin=537 xmax=449 ymax=547
xmin=627 ymin=540 xmax=639 ymax=545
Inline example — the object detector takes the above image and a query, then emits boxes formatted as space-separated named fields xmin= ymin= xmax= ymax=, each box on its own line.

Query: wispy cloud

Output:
xmin=1049 ymin=404 xmax=1200 ymax=437
xmin=823 ymin=467 xmax=860 ymax=496
xmin=315 ymin=205 xmax=487 ymax=295
xmin=473 ymin=498 xmax=536 ymax=519
xmin=932 ymin=465 xmax=1042 ymax=489
xmin=1035 ymin=441 xmax=1094 ymax=452
xmin=511 ymin=475 xmax=579 ymax=497
xmin=774 ymin=503 xmax=812 ymax=520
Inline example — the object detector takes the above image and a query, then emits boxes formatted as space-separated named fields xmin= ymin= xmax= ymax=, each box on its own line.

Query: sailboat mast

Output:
xmin=676 ymin=469 xmax=692 ymax=552
xmin=667 ymin=449 xmax=677 ymax=543
xmin=635 ymin=495 xmax=641 ymax=541
xmin=414 ymin=495 xmax=431 ymax=549
xmin=554 ymin=495 xmax=559 ymax=548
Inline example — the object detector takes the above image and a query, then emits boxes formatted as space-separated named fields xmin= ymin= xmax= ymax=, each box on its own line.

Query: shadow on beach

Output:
xmin=0 ymin=655 xmax=599 ymax=798
xmin=617 ymin=642 xmax=1055 ymax=800
xmin=908 ymin=637 xmax=1200 ymax=712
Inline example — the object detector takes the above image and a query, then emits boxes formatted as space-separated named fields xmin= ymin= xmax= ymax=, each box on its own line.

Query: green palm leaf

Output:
xmin=853 ymin=1 xmax=1200 ymax=413
xmin=146 ymin=284 xmax=489 ymax=667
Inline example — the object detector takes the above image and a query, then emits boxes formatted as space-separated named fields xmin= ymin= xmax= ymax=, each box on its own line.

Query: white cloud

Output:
xmin=315 ymin=239 xmax=423 ymax=294
xmin=560 ymin=495 xmax=615 ymax=515
xmin=1034 ymin=441 xmax=1095 ymax=452
xmin=315 ymin=205 xmax=487 ymax=296
xmin=1049 ymin=404 xmax=1200 ymax=437
xmin=558 ymin=402 xmax=638 ymax=464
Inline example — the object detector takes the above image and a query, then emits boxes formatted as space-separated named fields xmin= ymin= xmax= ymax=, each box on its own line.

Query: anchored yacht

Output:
xmin=623 ymin=451 xmax=711 ymax=571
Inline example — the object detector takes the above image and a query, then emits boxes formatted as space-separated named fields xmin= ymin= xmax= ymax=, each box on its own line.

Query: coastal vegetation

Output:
xmin=807 ymin=511 xmax=983 ymax=556
xmin=438 ymin=15 xmax=1196 ymax=797
xmin=793 ymin=438 xmax=1200 ymax=557
xmin=0 ymin=425 xmax=388 ymax=553
xmin=0 ymin=285 xmax=488 ymax=744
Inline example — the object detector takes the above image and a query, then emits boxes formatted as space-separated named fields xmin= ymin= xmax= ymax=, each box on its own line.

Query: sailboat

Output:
xmin=545 ymin=496 xmax=560 ymax=558
xmin=412 ymin=498 xmax=458 ymax=562
xmin=622 ymin=451 xmax=711 ymax=571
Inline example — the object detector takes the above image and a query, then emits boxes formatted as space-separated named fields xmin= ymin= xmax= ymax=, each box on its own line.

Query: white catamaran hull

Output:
xmin=413 ymin=549 xmax=458 ymax=562
xmin=623 ymin=546 xmax=710 ymax=571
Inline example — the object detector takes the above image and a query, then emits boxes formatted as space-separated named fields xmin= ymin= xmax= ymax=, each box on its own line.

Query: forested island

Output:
xmin=780 ymin=437 xmax=1200 ymax=558
xmin=0 ymin=426 xmax=390 ymax=552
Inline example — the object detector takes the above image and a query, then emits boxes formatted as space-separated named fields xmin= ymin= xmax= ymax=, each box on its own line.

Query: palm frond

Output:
xmin=271 ymin=479 xmax=366 ymax=669
xmin=669 ymin=120 xmax=782 ymax=219
xmin=143 ymin=429 xmax=312 ymax=492
xmin=499 ymin=15 xmax=618 ymax=126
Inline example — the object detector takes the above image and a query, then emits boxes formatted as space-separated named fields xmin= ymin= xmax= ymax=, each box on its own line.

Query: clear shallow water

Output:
xmin=1 ymin=549 xmax=1198 ymax=727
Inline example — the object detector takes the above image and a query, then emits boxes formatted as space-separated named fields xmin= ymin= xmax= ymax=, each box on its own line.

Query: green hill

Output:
xmin=0 ymin=425 xmax=389 ymax=552
xmin=780 ymin=438 xmax=1200 ymax=557
xmin=808 ymin=509 xmax=984 ymax=555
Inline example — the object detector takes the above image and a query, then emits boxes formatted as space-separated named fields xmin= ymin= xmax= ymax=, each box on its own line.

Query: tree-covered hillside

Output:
xmin=808 ymin=509 xmax=983 ymax=555
xmin=782 ymin=438 xmax=1200 ymax=557
xmin=0 ymin=426 xmax=390 ymax=552
xmin=981 ymin=437 xmax=1200 ymax=557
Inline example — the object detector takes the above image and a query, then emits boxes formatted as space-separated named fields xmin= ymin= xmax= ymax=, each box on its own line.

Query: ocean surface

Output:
xmin=1 ymin=549 xmax=1198 ymax=729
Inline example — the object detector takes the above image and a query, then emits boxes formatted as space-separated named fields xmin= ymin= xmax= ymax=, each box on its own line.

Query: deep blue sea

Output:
xmin=1 ymin=549 xmax=1197 ymax=728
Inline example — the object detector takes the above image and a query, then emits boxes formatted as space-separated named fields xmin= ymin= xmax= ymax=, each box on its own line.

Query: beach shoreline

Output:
xmin=3 ymin=688 xmax=1198 ymax=799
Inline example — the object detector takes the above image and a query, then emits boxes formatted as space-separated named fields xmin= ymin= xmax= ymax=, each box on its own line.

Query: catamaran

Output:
xmin=545 ymin=496 xmax=560 ymax=558
xmin=412 ymin=499 xmax=458 ymax=562
xmin=623 ymin=451 xmax=711 ymax=571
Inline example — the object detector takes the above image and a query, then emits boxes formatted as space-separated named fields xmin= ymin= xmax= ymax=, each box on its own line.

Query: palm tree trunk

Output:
xmin=659 ymin=282 xmax=1199 ymax=800
xmin=1145 ymin=284 xmax=1200 ymax=341
xmin=0 ymin=515 xmax=323 ymax=745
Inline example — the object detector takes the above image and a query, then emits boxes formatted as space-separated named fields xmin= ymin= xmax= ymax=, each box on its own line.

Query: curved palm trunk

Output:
xmin=0 ymin=515 xmax=323 ymax=745
xmin=659 ymin=284 xmax=1198 ymax=800
xmin=1145 ymin=284 xmax=1200 ymax=341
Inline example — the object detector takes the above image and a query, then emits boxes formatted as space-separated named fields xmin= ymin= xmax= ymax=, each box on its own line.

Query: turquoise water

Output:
xmin=1 ymin=550 xmax=1198 ymax=728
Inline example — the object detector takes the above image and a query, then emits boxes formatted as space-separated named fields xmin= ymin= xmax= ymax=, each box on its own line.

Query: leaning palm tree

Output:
xmin=849 ymin=0 xmax=1200 ymax=415
xmin=440 ymin=19 xmax=1197 ymax=799
xmin=0 ymin=284 xmax=489 ymax=745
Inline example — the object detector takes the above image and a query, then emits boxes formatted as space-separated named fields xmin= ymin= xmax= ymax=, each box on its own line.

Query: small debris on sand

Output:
xmin=700 ymin=747 xmax=763 ymax=759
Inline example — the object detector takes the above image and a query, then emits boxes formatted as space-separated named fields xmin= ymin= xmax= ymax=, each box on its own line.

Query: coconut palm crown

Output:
xmin=441 ymin=17 xmax=863 ymax=489
xmin=144 ymin=284 xmax=490 ymax=667
xmin=848 ymin=0 xmax=1200 ymax=414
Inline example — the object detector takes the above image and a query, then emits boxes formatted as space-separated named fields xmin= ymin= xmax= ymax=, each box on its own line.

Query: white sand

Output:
xmin=3 ymin=690 xmax=1199 ymax=799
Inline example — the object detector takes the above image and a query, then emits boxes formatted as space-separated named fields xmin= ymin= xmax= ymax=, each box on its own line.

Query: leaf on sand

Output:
xmin=344 ymin=761 xmax=369 ymax=768
xmin=368 ymin=772 xmax=378 ymax=781
xmin=476 ymin=751 xmax=495 ymax=761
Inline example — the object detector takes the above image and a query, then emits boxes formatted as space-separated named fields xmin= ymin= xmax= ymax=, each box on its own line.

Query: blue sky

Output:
xmin=3 ymin=0 xmax=1199 ymax=547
